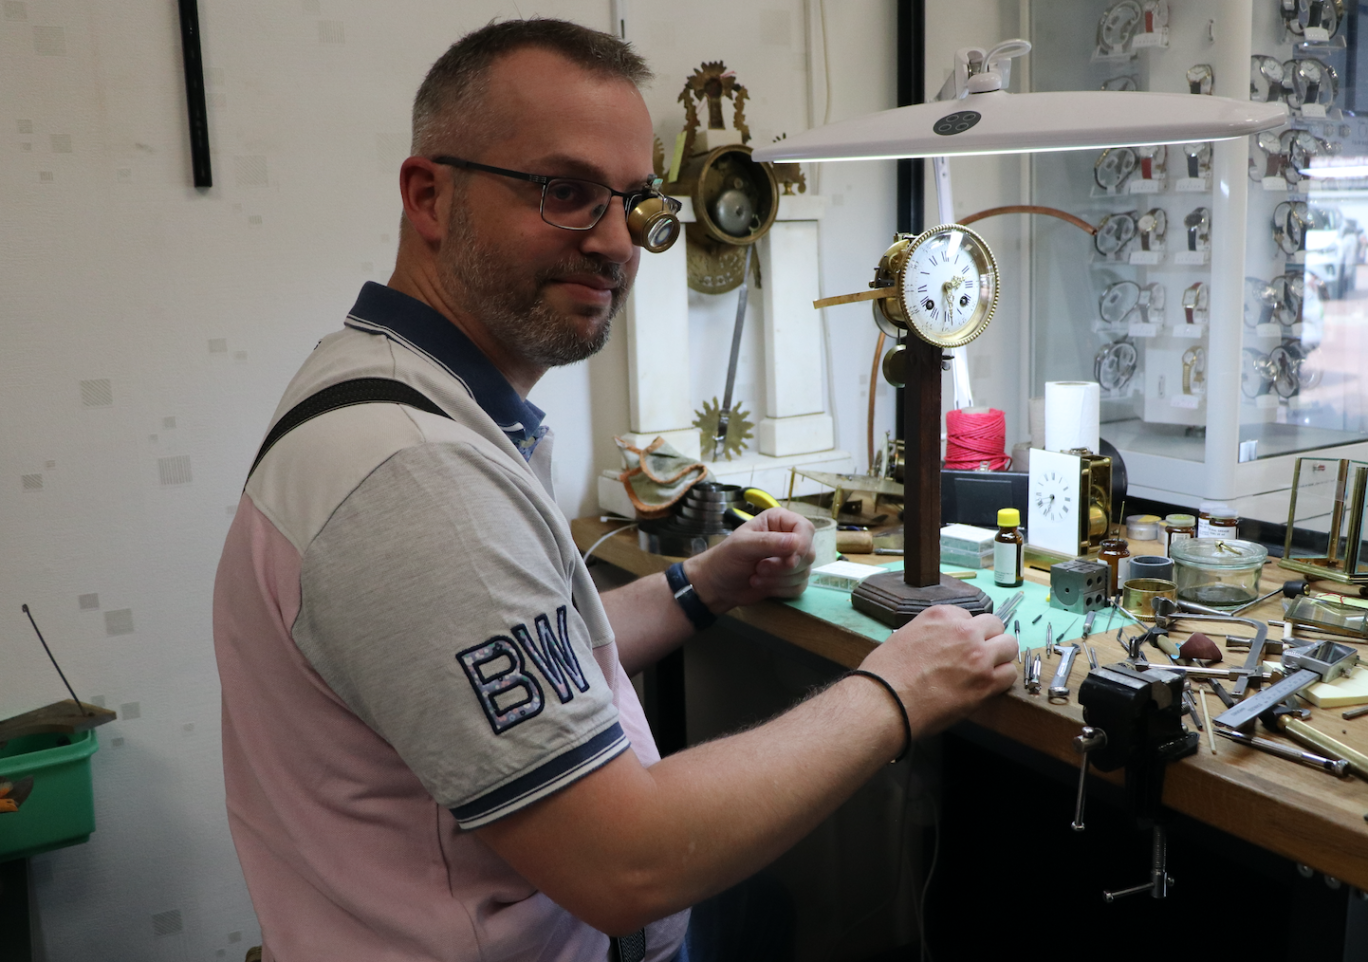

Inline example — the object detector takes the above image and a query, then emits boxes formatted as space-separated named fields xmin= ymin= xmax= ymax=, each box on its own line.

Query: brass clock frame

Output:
xmin=874 ymin=224 xmax=1000 ymax=349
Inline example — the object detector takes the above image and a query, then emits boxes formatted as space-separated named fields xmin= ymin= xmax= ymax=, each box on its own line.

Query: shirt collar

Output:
xmin=344 ymin=282 xmax=546 ymax=454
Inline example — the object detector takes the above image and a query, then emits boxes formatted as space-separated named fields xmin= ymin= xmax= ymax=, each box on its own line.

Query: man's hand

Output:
xmin=682 ymin=508 xmax=815 ymax=614
xmin=859 ymin=605 xmax=1018 ymax=740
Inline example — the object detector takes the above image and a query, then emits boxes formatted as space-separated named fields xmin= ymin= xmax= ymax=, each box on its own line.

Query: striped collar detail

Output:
xmin=344 ymin=282 xmax=546 ymax=457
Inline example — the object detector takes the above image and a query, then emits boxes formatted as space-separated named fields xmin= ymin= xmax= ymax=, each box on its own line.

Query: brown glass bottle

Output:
xmin=994 ymin=508 xmax=1024 ymax=588
xmin=1098 ymin=537 xmax=1131 ymax=594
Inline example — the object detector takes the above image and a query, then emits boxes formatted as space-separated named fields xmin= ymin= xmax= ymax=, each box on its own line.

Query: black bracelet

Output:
xmin=665 ymin=562 xmax=717 ymax=631
xmin=846 ymin=669 xmax=912 ymax=764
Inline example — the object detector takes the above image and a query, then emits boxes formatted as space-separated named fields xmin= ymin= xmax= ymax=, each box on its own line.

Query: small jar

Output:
xmin=1126 ymin=514 xmax=1162 ymax=542
xmin=1163 ymin=513 xmax=1196 ymax=558
xmin=1197 ymin=501 xmax=1239 ymax=539
xmin=1098 ymin=537 xmax=1131 ymax=594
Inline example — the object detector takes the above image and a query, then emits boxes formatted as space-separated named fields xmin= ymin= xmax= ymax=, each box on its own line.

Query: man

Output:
xmin=213 ymin=18 xmax=1018 ymax=962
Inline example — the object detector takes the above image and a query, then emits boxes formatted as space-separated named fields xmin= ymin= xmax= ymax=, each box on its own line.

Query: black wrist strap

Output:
xmin=846 ymin=669 xmax=912 ymax=764
xmin=665 ymin=562 xmax=717 ymax=631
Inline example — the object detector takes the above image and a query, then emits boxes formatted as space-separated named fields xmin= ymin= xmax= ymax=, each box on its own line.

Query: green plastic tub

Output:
xmin=0 ymin=729 xmax=98 ymax=862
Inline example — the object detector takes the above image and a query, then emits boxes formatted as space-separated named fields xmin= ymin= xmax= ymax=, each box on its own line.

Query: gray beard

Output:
xmin=442 ymin=204 xmax=626 ymax=368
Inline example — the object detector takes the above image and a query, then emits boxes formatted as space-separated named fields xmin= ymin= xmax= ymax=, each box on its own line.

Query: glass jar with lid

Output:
xmin=1169 ymin=538 xmax=1269 ymax=608
xmin=1162 ymin=514 xmax=1196 ymax=558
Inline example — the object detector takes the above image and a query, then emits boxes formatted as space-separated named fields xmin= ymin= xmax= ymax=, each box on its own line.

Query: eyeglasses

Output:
xmin=432 ymin=156 xmax=682 ymax=253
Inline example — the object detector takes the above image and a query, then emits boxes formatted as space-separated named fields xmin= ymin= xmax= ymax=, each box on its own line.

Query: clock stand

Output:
xmin=851 ymin=337 xmax=993 ymax=626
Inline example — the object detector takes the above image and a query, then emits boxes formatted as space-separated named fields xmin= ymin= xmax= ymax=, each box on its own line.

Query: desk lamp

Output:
xmin=752 ymin=40 xmax=1287 ymax=626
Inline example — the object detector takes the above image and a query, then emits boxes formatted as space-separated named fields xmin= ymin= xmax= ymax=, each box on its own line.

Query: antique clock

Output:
xmin=815 ymin=223 xmax=999 ymax=624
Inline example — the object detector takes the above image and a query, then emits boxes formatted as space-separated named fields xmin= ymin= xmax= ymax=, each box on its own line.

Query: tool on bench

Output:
xmin=1049 ymin=644 xmax=1082 ymax=703
xmin=1263 ymin=706 xmax=1368 ymax=780
xmin=1024 ymin=654 xmax=1043 ymax=694
xmin=1230 ymin=579 xmax=1308 ymax=616
xmin=1343 ymin=704 xmax=1368 ymax=721
xmin=996 ymin=591 xmax=1025 ymax=627
xmin=1182 ymin=687 xmax=1203 ymax=732
xmin=1284 ymin=595 xmax=1368 ymax=641
xmin=1087 ymin=646 xmax=1099 ymax=670
xmin=1151 ymin=597 xmax=1271 ymax=699
xmin=1082 ymin=610 xmax=1097 ymax=641
xmin=1208 ymin=679 xmax=1235 ymax=709
xmin=1045 ymin=623 xmax=1053 ymax=660
xmin=1215 ymin=728 xmax=1349 ymax=777
xmin=1212 ymin=640 xmax=1360 ymax=733
xmin=1132 ymin=663 xmax=1273 ymax=683
xmin=1071 ymin=659 xmax=1198 ymax=901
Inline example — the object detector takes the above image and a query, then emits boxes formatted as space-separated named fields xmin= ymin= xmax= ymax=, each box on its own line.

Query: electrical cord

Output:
xmin=581 ymin=522 xmax=638 ymax=562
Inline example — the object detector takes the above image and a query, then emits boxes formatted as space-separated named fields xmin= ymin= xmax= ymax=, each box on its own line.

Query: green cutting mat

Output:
xmin=782 ymin=562 xmax=1123 ymax=653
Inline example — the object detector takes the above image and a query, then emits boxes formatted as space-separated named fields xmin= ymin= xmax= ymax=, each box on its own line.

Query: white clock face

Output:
xmin=1028 ymin=449 xmax=1086 ymax=556
xmin=897 ymin=224 xmax=998 ymax=348
xmin=1033 ymin=471 xmax=1073 ymax=524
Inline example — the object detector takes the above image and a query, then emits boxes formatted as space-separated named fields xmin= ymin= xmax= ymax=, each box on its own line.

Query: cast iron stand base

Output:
xmin=851 ymin=571 xmax=994 ymax=628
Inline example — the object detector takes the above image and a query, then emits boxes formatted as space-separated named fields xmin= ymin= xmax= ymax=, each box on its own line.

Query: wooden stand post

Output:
xmin=852 ymin=339 xmax=992 ymax=627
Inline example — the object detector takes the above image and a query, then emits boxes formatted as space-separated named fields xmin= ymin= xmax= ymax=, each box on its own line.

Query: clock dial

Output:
xmin=1028 ymin=449 xmax=1088 ymax=557
xmin=896 ymin=224 xmax=998 ymax=349
xmin=1033 ymin=472 xmax=1072 ymax=524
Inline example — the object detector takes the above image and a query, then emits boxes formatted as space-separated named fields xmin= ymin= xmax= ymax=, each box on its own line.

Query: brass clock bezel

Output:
xmin=889 ymin=223 xmax=1000 ymax=350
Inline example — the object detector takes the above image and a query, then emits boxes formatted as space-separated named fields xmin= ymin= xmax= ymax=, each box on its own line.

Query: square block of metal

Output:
xmin=1050 ymin=559 xmax=1110 ymax=613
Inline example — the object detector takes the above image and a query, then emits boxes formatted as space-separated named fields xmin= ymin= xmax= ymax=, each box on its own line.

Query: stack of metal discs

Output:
xmin=638 ymin=483 xmax=747 ymax=556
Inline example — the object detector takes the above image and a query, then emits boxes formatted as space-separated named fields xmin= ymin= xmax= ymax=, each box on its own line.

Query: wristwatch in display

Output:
xmin=1141 ymin=0 xmax=1168 ymax=33
xmin=1182 ymin=281 xmax=1209 ymax=324
xmin=1094 ymin=147 xmax=1137 ymax=191
xmin=1281 ymin=130 xmax=1322 ymax=187
xmin=1186 ymin=63 xmax=1214 ymax=96
xmin=1097 ymin=0 xmax=1143 ymax=56
xmin=1267 ymin=344 xmax=1300 ymax=399
xmin=1101 ymin=75 xmax=1138 ymax=92
xmin=1248 ymin=130 xmax=1284 ymax=183
xmin=1242 ymin=347 xmax=1274 ymax=399
xmin=1137 ymin=208 xmax=1167 ymax=251
xmin=1183 ymin=142 xmax=1212 ymax=179
xmin=1273 ymin=200 xmax=1310 ymax=254
xmin=1095 ymin=340 xmax=1139 ymax=393
xmin=1292 ymin=58 xmax=1338 ymax=112
xmin=1094 ymin=211 xmax=1137 ymax=256
xmin=1135 ymin=144 xmax=1166 ymax=181
xmin=1184 ymin=207 xmax=1210 ymax=252
xmin=1281 ymin=59 xmax=1304 ymax=109
xmin=1244 ymin=277 xmax=1278 ymax=328
xmin=1271 ymin=271 xmax=1304 ymax=326
xmin=1099 ymin=279 xmax=1140 ymax=324
xmin=1250 ymin=55 xmax=1285 ymax=103
xmin=1289 ymin=0 xmax=1345 ymax=40
xmin=1181 ymin=346 xmax=1206 ymax=395
xmin=1138 ymin=281 xmax=1164 ymax=322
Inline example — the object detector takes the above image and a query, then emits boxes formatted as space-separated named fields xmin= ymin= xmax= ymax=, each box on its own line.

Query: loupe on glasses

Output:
xmin=629 ymin=195 xmax=682 ymax=253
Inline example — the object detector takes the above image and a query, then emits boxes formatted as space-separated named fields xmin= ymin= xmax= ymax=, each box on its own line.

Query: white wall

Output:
xmin=0 ymin=0 xmax=899 ymax=956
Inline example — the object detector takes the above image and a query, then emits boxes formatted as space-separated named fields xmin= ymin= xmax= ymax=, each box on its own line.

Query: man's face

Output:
xmin=436 ymin=47 xmax=655 ymax=368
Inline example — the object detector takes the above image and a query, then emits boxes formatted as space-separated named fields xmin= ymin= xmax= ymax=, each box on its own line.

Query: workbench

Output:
xmin=571 ymin=517 xmax=1368 ymax=894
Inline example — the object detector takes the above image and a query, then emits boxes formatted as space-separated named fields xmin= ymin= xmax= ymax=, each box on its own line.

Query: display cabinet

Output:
xmin=1023 ymin=0 xmax=1368 ymax=521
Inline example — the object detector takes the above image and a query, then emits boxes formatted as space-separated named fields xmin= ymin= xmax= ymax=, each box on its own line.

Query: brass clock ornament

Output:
xmin=815 ymin=223 xmax=1000 ymax=355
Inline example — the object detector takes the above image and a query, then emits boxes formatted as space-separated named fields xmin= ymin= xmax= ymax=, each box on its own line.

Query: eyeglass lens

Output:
xmin=542 ymin=178 xmax=637 ymax=230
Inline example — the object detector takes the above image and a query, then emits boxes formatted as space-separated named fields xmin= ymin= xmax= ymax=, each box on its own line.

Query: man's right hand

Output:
xmin=859 ymin=604 xmax=1019 ymax=740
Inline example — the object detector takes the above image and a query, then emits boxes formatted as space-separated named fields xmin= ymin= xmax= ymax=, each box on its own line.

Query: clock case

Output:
xmin=1027 ymin=448 xmax=1116 ymax=560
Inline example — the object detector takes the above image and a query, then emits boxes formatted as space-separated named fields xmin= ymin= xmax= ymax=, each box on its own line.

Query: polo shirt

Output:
xmin=213 ymin=282 xmax=687 ymax=962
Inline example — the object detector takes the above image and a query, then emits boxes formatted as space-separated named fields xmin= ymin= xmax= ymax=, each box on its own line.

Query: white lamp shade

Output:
xmin=752 ymin=90 xmax=1288 ymax=162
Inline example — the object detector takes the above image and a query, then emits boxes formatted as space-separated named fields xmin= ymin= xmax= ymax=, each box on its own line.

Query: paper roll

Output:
xmin=1045 ymin=381 xmax=1101 ymax=453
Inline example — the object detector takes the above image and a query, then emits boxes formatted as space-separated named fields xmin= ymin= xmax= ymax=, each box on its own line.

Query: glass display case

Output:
xmin=1023 ymin=0 xmax=1368 ymax=520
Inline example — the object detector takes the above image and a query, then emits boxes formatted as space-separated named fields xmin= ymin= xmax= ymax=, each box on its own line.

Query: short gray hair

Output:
xmin=411 ymin=18 xmax=652 ymax=157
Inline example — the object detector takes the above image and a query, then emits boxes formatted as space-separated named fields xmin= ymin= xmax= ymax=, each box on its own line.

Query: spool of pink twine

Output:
xmin=945 ymin=407 xmax=1012 ymax=471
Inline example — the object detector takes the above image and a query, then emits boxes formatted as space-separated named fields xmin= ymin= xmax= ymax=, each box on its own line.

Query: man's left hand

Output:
xmin=683 ymin=508 xmax=816 ymax=614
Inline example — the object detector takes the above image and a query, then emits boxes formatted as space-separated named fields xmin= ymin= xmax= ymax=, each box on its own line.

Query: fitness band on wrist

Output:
xmin=665 ymin=561 xmax=717 ymax=631
xmin=846 ymin=669 xmax=912 ymax=764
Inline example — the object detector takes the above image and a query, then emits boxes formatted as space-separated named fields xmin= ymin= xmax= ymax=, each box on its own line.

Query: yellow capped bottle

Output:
xmin=993 ymin=508 xmax=1024 ymax=588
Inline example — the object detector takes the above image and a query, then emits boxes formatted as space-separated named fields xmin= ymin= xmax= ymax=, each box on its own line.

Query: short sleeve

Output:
xmin=291 ymin=442 xmax=627 ymax=829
